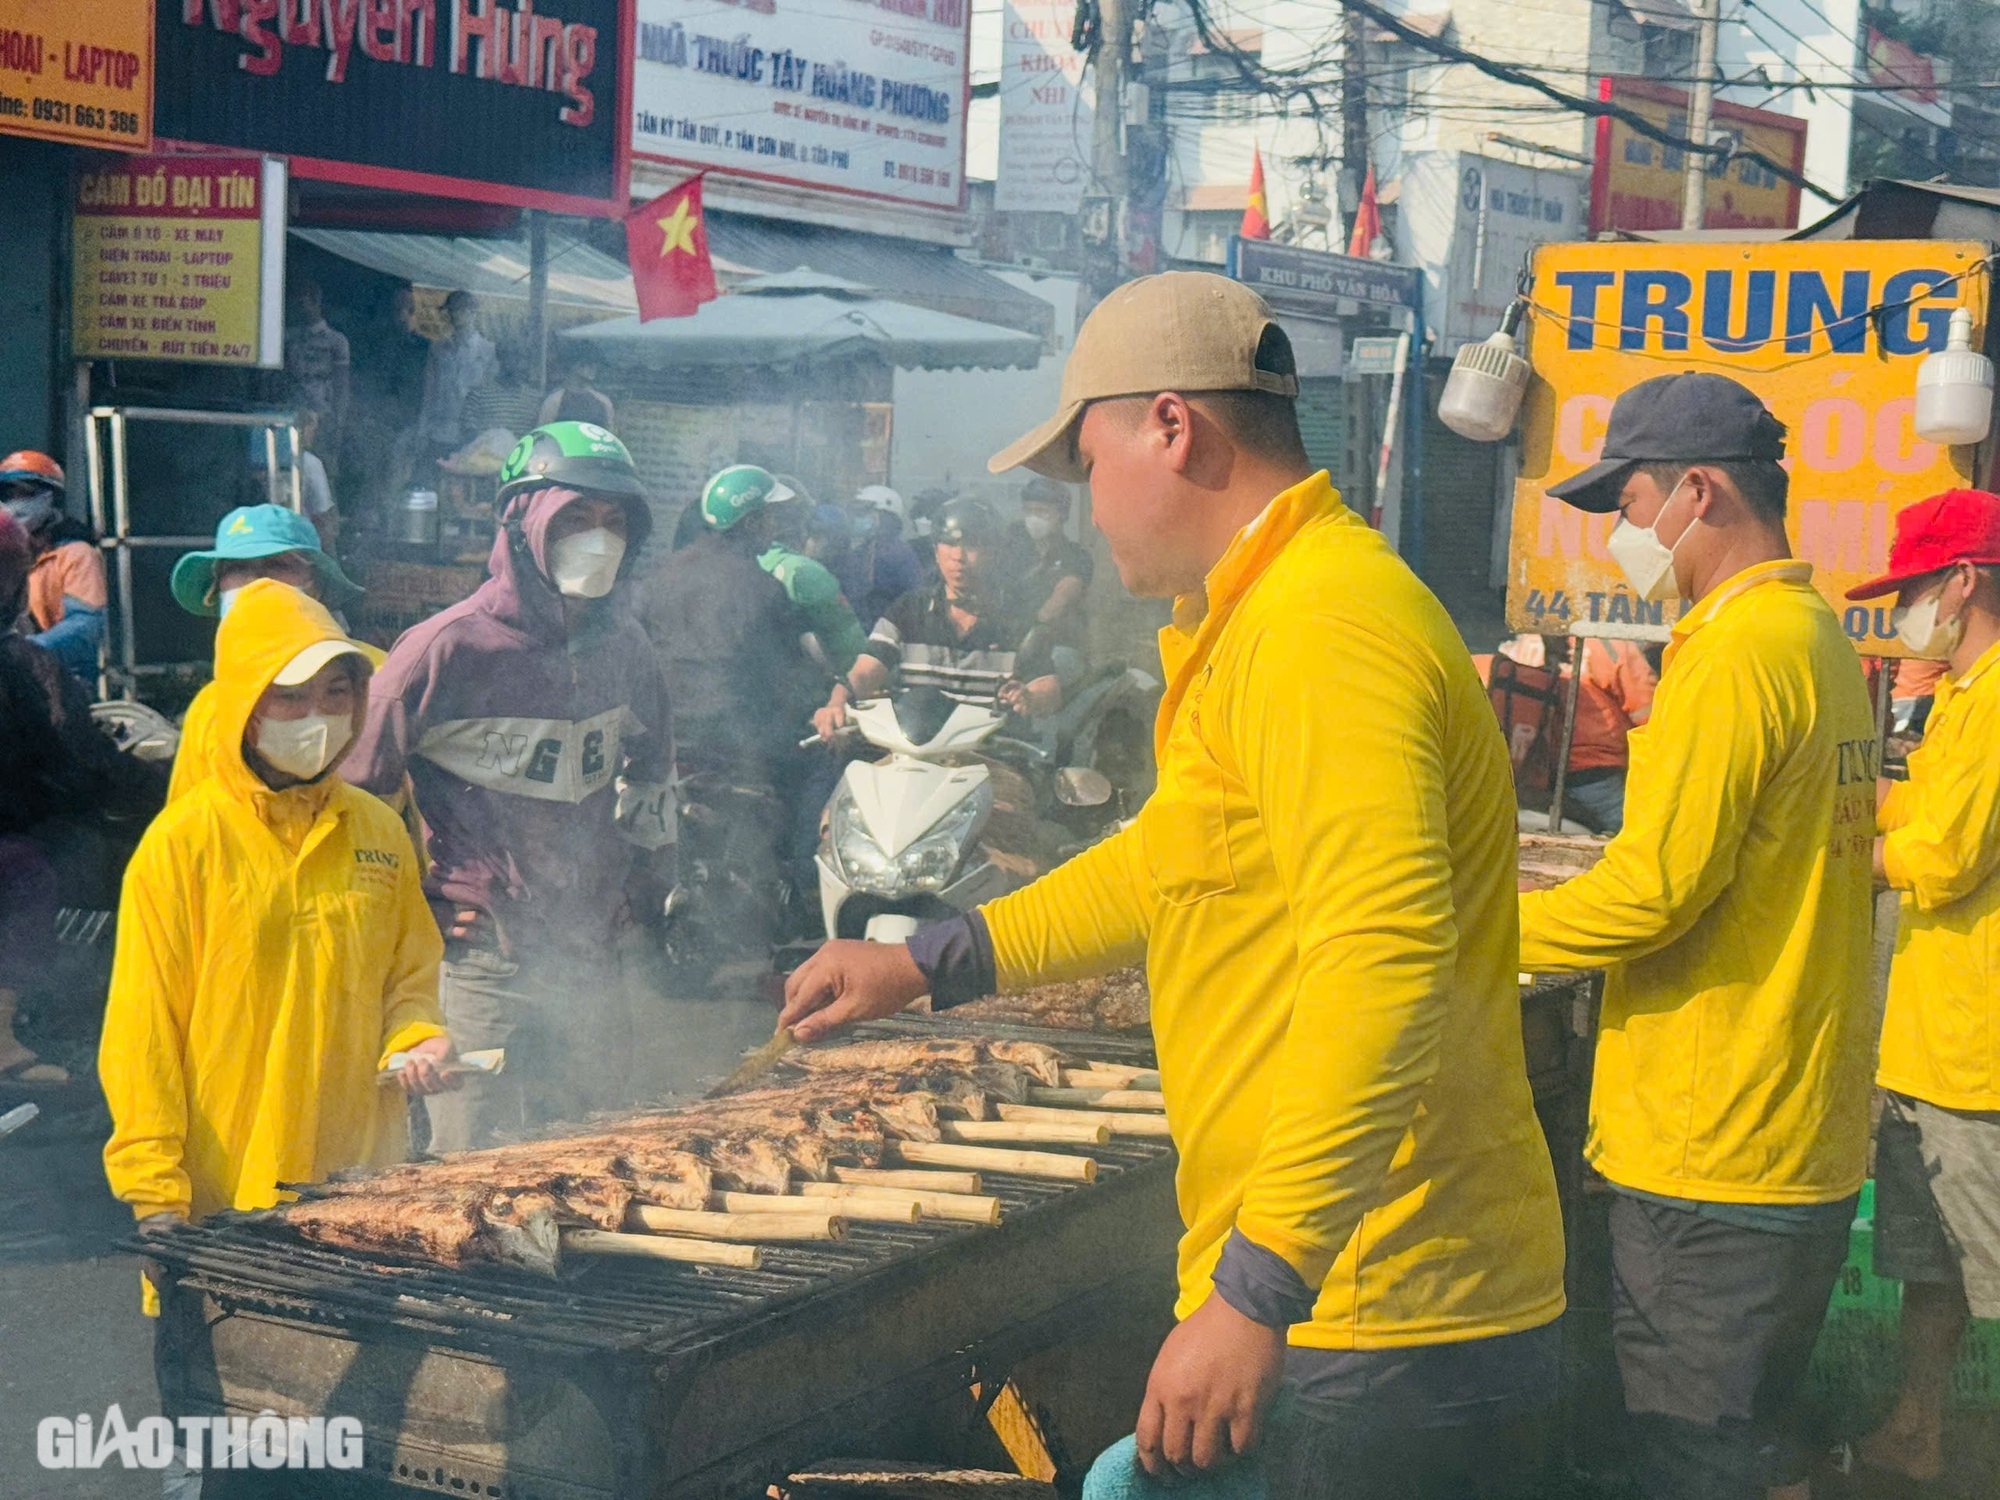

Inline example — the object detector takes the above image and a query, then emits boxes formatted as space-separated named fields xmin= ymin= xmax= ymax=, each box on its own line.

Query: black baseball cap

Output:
xmin=1548 ymin=372 xmax=1789 ymax=513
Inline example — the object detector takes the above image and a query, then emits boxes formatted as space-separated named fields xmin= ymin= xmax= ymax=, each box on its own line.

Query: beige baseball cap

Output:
xmin=988 ymin=271 xmax=1298 ymax=482
xmin=272 ymin=637 xmax=368 ymax=686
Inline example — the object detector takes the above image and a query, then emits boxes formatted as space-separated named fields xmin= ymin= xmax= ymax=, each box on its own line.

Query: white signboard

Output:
xmin=1396 ymin=150 xmax=1586 ymax=356
xmin=995 ymin=0 xmax=1093 ymax=213
xmin=631 ymin=0 xmax=971 ymax=214
xmin=1347 ymin=336 xmax=1403 ymax=375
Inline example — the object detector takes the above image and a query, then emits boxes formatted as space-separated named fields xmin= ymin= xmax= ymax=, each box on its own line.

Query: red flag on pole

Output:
xmin=625 ymin=175 xmax=719 ymax=322
xmin=1347 ymin=166 xmax=1383 ymax=259
xmin=1241 ymin=145 xmax=1272 ymax=241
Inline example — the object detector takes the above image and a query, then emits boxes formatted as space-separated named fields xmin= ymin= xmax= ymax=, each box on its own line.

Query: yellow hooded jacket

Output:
xmin=1878 ymin=638 xmax=2000 ymax=1111
xmin=1519 ymin=561 xmax=1878 ymax=1204
xmin=167 ymin=641 xmax=428 ymax=868
xmin=978 ymin=473 xmax=1566 ymax=1350
xmin=100 ymin=581 xmax=445 ymax=1309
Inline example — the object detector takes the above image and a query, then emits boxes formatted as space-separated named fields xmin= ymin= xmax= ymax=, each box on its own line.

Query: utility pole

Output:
xmin=1078 ymin=0 xmax=1134 ymax=328
xmin=1340 ymin=1 xmax=1369 ymax=230
xmin=1680 ymin=0 xmax=1720 ymax=231
xmin=528 ymin=210 xmax=550 ymax=391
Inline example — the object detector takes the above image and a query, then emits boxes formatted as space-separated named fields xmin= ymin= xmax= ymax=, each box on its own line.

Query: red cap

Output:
xmin=1847 ymin=489 xmax=2000 ymax=601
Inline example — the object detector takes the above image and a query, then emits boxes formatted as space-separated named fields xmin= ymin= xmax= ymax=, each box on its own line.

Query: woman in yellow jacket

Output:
xmin=1845 ymin=489 xmax=2000 ymax=1484
xmin=100 ymin=579 xmax=456 ymax=1323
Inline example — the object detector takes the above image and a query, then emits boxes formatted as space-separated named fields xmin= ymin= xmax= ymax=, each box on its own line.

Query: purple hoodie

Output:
xmin=348 ymin=488 xmax=674 ymax=953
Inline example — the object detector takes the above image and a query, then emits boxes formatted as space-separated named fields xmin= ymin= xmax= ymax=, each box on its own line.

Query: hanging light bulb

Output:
xmin=1914 ymin=307 xmax=1994 ymax=446
xmin=1438 ymin=300 xmax=1531 ymax=442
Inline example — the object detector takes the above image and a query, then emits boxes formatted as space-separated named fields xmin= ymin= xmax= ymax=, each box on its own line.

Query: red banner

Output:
xmin=1866 ymin=28 xmax=1938 ymax=106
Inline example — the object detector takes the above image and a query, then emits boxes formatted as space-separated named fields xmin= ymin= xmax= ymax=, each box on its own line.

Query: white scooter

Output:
xmin=813 ymin=690 xmax=1117 ymax=943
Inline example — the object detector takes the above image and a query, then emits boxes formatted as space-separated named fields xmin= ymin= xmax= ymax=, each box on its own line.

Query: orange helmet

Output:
xmin=0 ymin=451 xmax=64 ymax=493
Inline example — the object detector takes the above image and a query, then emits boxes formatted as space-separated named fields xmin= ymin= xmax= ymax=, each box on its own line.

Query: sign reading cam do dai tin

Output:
xmin=1508 ymin=240 xmax=1988 ymax=655
xmin=72 ymin=154 xmax=287 ymax=367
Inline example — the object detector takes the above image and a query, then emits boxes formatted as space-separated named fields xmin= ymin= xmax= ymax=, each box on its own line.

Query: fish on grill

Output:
xmin=948 ymin=969 xmax=1151 ymax=1033
xmin=784 ymin=1038 xmax=1068 ymax=1089
xmin=264 ymin=1049 xmax=1022 ymax=1273
xmin=786 ymin=1039 xmax=985 ymax=1076
xmin=703 ymin=1081 xmax=942 ymax=1143
xmin=980 ymin=1042 xmax=1066 ymax=1087
xmin=262 ymin=1185 xmax=563 ymax=1277
xmin=314 ymin=1143 xmax=706 ymax=1222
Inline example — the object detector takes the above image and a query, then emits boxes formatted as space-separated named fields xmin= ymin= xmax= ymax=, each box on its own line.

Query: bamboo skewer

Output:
xmin=1026 ymin=1087 xmax=1165 ymax=1111
xmin=797 ymin=1181 xmax=1003 ymax=1226
xmin=994 ymin=1103 xmax=1173 ymax=1139
xmin=832 ymin=1165 xmax=982 ymax=1194
xmin=940 ymin=1119 xmax=1109 ymax=1146
xmin=1066 ymin=1064 xmax=1161 ymax=1089
xmin=717 ymin=1190 xmax=920 ymax=1224
xmin=627 ymin=1205 xmax=844 ymax=1241
xmin=562 ymin=1228 xmax=762 ymax=1268
xmin=893 ymin=1140 xmax=1097 ymax=1183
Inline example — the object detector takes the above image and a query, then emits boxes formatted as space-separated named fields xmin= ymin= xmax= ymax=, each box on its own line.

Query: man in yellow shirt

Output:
xmin=1844 ymin=489 xmax=2000 ymax=1483
xmin=1518 ymin=373 xmax=1878 ymax=1500
xmin=781 ymin=272 xmax=1565 ymax=1496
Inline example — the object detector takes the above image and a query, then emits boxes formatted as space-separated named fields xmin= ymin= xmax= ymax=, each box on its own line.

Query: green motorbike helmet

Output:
xmin=498 ymin=421 xmax=648 ymax=503
xmin=700 ymin=464 xmax=797 ymax=531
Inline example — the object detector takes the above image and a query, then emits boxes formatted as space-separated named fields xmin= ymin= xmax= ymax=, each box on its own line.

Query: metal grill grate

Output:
xmin=141 ymin=1019 xmax=1170 ymax=1362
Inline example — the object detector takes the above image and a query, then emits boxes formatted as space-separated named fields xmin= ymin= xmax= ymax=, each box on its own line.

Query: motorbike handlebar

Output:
xmin=988 ymin=736 xmax=1055 ymax=766
xmin=800 ymin=726 xmax=863 ymax=749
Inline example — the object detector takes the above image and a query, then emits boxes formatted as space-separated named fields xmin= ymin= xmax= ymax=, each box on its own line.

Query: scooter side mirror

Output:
xmin=1054 ymin=766 xmax=1114 ymax=808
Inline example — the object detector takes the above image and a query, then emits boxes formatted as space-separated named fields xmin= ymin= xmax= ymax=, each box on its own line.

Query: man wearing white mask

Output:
xmin=1845 ymin=489 xmax=2000 ymax=1484
xmin=1009 ymin=477 xmax=1093 ymax=657
xmin=1516 ymin=373 xmax=1878 ymax=1500
xmin=347 ymin=423 xmax=677 ymax=1150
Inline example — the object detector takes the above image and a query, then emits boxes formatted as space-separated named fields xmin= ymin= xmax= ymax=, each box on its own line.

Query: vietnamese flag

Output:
xmin=627 ymin=175 xmax=719 ymax=321
xmin=1241 ymin=145 xmax=1272 ymax=240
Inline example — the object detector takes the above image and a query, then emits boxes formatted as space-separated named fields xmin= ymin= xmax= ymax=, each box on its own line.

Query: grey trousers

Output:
xmin=423 ymin=936 xmax=647 ymax=1152
xmin=1609 ymin=1193 xmax=1850 ymax=1499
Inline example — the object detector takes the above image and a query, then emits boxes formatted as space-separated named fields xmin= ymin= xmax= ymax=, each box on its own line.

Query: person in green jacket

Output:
xmin=757 ymin=488 xmax=868 ymax=676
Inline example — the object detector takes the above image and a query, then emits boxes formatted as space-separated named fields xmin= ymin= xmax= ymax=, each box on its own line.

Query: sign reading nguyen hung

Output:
xmin=1507 ymin=240 xmax=1989 ymax=654
xmin=154 ymin=0 xmax=629 ymax=215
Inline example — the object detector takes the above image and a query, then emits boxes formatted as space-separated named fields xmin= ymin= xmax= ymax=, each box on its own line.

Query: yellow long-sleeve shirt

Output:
xmin=1878 ymin=638 xmax=2000 ymax=1111
xmin=980 ymin=473 xmax=1565 ymax=1350
xmin=1519 ymin=560 xmax=1877 ymax=1204
xmin=101 ymin=582 xmax=444 ymax=1311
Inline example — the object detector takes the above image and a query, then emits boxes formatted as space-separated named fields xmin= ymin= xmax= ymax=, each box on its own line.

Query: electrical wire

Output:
xmin=1178 ymin=0 xmax=1836 ymax=199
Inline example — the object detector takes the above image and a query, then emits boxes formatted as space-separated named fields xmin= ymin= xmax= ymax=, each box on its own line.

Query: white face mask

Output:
xmin=218 ymin=586 xmax=243 ymax=618
xmin=254 ymin=712 xmax=351 ymax=782
xmin=1606 ymin=476 xmax=1699 ymax=604
xmin=1893 ymin=581 xmax=1967 ymax=659
xmin=1021 ymin=514 xmax=1058 ymax=542
xmin=548 ymin=527 xmax=626 ymax=599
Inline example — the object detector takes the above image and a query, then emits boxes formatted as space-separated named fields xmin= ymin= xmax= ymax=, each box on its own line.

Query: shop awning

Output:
xmin=289 ymin=228 xmax=638 ymax=314
xmin=704 ymin=211 xmax=1056 ymax=340
xmin=559 ymin=269 xmax=1043 ymax=372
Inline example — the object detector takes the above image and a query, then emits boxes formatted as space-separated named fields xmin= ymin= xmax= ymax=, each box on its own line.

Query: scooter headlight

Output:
xmin=829 ymin=785 xmax=896 ymax=894
xmin=827 ymin=782 xmax=991 ymax=896
xmin=892 ymin=794 xmax=988 ymax=892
